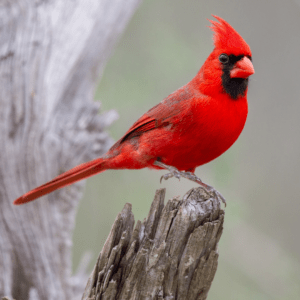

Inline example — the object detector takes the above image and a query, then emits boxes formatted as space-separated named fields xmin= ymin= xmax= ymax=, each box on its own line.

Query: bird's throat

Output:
xmin=221 ymin=76 xmax=248 ymax=100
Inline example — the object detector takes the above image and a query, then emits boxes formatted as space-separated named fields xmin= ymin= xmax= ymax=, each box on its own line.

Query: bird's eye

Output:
xmin=219 ymin=54 xmax=229 ymax=64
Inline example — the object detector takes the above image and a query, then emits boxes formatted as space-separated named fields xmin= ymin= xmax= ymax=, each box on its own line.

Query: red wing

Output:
xmin=111 ymin=86 xmax=194 ymax=149
xmin=111 ymin=103 xmax=173 ymax=150
xmin=121 ymin=116 xmax=158 ymax=141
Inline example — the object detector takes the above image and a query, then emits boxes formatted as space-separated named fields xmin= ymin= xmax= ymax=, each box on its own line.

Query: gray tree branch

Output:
xmin=83 ymin=188 xmax=224 ymax=300
xmin=0 ymin=1 xmax=141 ymax=299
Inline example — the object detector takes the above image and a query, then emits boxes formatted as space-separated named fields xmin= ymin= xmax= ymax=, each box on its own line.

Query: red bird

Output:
xmin=14 ymin=16 xmax=254 ymax=206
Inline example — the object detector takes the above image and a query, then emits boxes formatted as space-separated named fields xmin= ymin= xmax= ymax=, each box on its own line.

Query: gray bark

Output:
xmin=83 ymin=188 xmax=224 ymax=300
xmin=0 ymin=1 xmax=141 ymax=299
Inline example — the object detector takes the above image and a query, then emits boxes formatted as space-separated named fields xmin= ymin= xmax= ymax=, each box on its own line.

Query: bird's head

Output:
xmin=197 ymin=16 xmax=255 ymax=100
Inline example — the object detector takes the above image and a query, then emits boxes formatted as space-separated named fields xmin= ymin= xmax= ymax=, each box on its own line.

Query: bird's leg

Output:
xmin=154 ymin=160 xmax=226 ymax=206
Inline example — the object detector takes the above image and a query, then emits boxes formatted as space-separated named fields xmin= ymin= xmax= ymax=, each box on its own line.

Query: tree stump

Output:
xmin=83 ymin=187 xmax=224 ymax=300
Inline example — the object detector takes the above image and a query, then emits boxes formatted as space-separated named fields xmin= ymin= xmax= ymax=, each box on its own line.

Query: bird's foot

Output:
xmin=159 ymin=165 xmax=182 ymax=183
xmin=154 ymin=160 xmax=226 ymax=207
xmin=200 ymin=183 xmax=227 ymax=207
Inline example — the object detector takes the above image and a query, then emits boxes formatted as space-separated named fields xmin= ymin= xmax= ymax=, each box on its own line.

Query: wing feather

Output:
xmin=111 ymin=86 xmax=194 ymax=149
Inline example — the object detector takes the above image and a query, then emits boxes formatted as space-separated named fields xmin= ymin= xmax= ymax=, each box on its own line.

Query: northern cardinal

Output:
xmin=14 ymin=16 xmax=254 ymax=206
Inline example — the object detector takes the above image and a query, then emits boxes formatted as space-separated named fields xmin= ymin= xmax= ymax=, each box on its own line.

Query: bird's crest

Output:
xmin=209 ymin=15 xmax=251 ymax=56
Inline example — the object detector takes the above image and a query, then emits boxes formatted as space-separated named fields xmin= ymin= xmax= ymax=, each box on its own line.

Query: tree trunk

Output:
xmin=0 ymin=1 xmax=141 ymax=299
xmin=83 ymin=188 xmax=224 ymax=300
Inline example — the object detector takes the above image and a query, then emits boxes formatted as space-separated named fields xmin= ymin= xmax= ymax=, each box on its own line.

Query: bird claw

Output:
xmin=160 ymin=168 xmax=181 ymax=183
xmin=154 ymin=160 xmax=226 ymax=207
xmin=202 ymin=184 xmax=227 ymax=207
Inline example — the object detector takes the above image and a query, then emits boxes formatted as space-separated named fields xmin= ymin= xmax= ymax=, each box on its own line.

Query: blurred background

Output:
xmin=73 ymin=0 xmax=300 ymax=299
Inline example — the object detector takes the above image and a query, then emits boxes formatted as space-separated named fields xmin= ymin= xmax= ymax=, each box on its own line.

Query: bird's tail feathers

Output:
xmin=14 ymin=157 xmax=106 ymax=205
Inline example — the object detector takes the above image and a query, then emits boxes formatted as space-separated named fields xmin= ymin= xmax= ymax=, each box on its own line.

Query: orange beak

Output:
xmin=230 ymin=56 xmax=255 ymax=78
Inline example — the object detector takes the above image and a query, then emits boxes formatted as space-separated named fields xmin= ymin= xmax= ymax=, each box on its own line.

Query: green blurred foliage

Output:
xmin=73 ymin=0 xmax=300 ymax=299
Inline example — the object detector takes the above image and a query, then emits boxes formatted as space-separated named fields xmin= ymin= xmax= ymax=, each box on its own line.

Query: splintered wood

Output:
xmin=82 ymin=187 xmax=224 ymax=300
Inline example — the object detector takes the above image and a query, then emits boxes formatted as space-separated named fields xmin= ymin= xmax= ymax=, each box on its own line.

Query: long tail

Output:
xmin=14 ymin=157 xmax=107 ymax=205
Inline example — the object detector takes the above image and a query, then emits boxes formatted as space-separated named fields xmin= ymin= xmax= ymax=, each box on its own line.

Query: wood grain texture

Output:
xmin=83 ymin=188 xmax=224 ymax=300
xmin=0 ymin=1 xmax=141 ymax=299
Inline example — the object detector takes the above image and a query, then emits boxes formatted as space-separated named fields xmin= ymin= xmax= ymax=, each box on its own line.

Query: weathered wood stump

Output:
xmin=83 ymin=187 xmax=224 ymax=300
